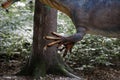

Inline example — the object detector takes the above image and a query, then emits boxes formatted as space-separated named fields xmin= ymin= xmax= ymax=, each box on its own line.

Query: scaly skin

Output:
xmin=2 ymin=0 xmax=120 ymax=56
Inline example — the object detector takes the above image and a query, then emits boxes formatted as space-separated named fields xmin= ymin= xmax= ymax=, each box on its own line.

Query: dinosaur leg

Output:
xmin=44 ymin=27 xmax=86 ymax=57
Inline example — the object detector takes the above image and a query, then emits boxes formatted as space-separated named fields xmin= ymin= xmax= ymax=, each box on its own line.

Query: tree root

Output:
xmin=46 ymin=60 xmax=84 ymax=80
xmin=57 ymin=63 xmax=83 ymax=80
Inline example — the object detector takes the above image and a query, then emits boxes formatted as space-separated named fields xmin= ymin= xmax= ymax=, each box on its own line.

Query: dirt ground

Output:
xmin=0 ymin=53 xmax=120 ymax=80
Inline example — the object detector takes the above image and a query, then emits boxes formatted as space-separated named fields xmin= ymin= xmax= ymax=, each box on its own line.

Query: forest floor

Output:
xmin=0 ymin=53 xmax=120 ymax=80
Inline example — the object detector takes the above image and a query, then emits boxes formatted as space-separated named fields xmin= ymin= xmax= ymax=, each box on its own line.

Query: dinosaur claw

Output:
xmin=51 ymin=32 xmax=62 ymax=37
xmin=47 ymin=40 xmax=61 ymax=47
xmin=44 ymin=40 xmax=61 ymax=50
xmin=62 ymin=43 xmax=74 ymax=57
xmin=44 ymin=32 xmax=75 ymax=57
xmin=44 ymin=36 xmax=61 ymax=40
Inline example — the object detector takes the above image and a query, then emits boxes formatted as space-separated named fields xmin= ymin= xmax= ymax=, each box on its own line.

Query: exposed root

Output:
xmin=49 ymin=62 xmax=84 ymax=80
xmin=62 ymin=68 xmax=83 ymax=80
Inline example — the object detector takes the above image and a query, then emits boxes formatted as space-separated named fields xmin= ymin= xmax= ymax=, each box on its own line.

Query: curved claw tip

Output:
xmin=43 ymin=46 xmax=48 ymax=51
xmin=43 ymin=36 xmax=46 ymax=40
xmin=51 ymin=32 xmax=55 ymax=34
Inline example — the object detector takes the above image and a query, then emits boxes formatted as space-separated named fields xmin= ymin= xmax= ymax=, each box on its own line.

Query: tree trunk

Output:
xmin=18 ymin=0 xmax=81 ymax=79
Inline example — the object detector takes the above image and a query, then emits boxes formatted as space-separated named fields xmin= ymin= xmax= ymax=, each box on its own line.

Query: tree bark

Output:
xmin=18 ymin=0 xmax=81 ymax=79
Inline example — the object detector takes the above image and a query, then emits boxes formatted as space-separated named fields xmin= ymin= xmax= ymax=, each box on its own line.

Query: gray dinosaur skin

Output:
xmin=40 ymin=0 xmax=120 ymax=40
xmin=3 ymin=0 xmax=120 ymax=42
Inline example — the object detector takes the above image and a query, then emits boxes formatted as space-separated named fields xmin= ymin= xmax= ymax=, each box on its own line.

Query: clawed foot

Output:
xmin=44 ymin=32 xmax=75 ymax=57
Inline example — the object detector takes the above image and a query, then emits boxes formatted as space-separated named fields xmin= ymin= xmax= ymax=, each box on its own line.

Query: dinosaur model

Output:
xmin=2 ymin=0 xmax=120 ymax=56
